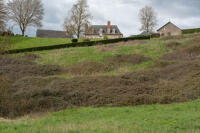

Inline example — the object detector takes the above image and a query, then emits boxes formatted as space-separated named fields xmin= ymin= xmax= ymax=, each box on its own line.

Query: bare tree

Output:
xmin=0 ymin=0 xmax=7 ymax=30
xmin=139 ymin=6 xmax=157 ymax=33
xmin=64 ymin=0 xmax=92 ymax=38
xmin=7 ymin=0 xmax=44 ymax=36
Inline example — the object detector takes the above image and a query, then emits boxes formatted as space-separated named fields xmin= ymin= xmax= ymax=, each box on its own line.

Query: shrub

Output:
xmin=103 ymin=35 xmax=108 ymax=40
xmin=151 ymin=33 xmax=160 ymax=38
xmin=0 ymin=30 xmax=14 ymax=37
xmin=7 ymin=35 xmax=151 ymax=54
xmin=15 ymin=34 xmax=23 ymax=37
xmin=83 ymin=38 xmax=90 ymax=42
xmin=72 ymin=39 xmax=78 ymax=43
xmin=182 ymin=28 xmax=200 ymax=34
xmin=0 ymin=37 xmax=12 ymax=54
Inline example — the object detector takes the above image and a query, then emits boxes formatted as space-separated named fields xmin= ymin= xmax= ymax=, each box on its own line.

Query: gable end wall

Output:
xmin=158 ymin=23 xmax=182 ymax=36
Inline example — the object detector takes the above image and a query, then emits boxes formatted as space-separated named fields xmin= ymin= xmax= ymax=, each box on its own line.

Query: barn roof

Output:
xmin=86 ymin=25 xmax=122 ymax=35
xmin=36 ymin=29 xmax=72 ymax=38
xmin=157 ymin=22 xmax=181 ymax=31
xmin=140 ymin=31 xmax=153 ymax=35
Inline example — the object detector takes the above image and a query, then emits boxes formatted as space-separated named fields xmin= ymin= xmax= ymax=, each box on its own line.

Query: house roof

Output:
xmin=157 ymin=22 xmax=181 ymax=31
xmin=140 ymin=31 xmax=153 ymax=35
xmin=36 ymin=29 xmax=72 ymax=38
xmin=86 ymin=25 xmax=122 ymax=35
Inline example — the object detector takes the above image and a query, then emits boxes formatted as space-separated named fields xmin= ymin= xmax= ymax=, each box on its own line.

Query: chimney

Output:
xmin=107 ymin=21 xmax=111 ymax=34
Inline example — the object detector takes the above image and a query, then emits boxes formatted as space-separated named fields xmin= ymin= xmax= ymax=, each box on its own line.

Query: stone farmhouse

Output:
xmin=85 ymin=21 xmax=123 ymax=39
xmin=157 ymin=22 xmax=182 ymax=36
xmin=36 ymin=29 xmax=72 ymax=38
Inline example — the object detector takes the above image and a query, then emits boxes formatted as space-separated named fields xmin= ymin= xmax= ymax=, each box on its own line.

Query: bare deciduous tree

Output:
xmin=64 ymin=0 xmax=92 ymax=38
xmin=0 ymin=0 xmax=7 ymax=30
xmin=7 ymin=0 xmax=44 ymax=36
xmin=139 ymin=6 xmax=157 ymax=33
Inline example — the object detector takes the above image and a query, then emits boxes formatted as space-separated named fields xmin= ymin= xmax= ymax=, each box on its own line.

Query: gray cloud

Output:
xmin=7 ymin=0 xmax=200 ymax=37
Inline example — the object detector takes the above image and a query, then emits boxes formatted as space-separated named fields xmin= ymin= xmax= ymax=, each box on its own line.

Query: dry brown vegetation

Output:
xmin=0 ymin=37 xmax=200 ymax=118
xmin=65 ymin=54 xmax=151 ymax=75
xmin=95 ymin=40 xmax=147 ymax=52
xmin=162 ymin=37 xmax=200 ymax=61
xmin=0 ymin=37 xmax=12 ymax=54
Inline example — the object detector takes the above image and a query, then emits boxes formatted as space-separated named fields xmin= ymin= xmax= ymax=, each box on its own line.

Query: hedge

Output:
xmin=5 ymin=35 xmax=150 ymax=54
xmin=182 ymin=28 xmax=200 ymax=34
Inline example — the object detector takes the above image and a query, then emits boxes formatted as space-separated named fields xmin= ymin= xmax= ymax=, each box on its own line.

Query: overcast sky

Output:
xmin=8 ymin=0 xmax=200 ymax=37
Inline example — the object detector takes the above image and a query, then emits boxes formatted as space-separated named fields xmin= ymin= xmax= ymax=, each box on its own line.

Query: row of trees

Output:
xmin=0 ymin=0 xmax=157 ymax=38
xmin=0 ymin=0 xmax=7 ymax=30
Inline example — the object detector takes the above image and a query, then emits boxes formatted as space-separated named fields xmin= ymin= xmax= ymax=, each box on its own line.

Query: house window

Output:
xmin=112 ymin=28 xmax=116 ymax=34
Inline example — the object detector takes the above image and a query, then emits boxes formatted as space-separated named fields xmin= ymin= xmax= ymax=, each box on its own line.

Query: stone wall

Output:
xmin=158 ymin=23 xmax=182 ymax=36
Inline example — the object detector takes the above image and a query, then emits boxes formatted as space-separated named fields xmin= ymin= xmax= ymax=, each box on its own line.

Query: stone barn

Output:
xmin=85 ymin=21 xmax=123 ymax=39
xmin=36 ymin=29 xmax=72 ymax=38
xmin=157 ymin=22 xmax=182 ymax=36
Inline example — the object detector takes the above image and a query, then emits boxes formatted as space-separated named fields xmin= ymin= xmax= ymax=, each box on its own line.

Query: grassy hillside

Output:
xmin=1 ymin=33 xmax=200 ymax=132
xmin=34 ymin=40 xmax=167 ymax=76
xmin=30 ymin=33 xmax=197 ymax=76
xmin=1 ymin=100 xmax=200 ymax=133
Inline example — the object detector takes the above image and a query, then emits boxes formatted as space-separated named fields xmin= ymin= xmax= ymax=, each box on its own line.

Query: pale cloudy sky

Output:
xmin=8 ymin=0 xmax=200 ymax=37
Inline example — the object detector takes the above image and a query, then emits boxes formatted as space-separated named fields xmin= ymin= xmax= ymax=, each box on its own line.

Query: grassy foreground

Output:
xmin=1 ymin=100 xmax=200 ymax=133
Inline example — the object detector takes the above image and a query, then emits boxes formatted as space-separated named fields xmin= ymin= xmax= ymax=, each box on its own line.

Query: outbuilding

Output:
xmin=36 ymin=29 xmax=72 ymax=38
xmin=157 ymin=22 xmax=182 ymax=36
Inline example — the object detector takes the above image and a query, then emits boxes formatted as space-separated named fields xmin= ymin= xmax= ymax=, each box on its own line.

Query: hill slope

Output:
xmin=1 ymin=33 xmax=200 ymax=132
xmin=1 ymin=33 xmax=200 ymax=117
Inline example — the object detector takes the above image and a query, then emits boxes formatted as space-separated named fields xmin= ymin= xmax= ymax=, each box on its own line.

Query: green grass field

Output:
xmin=3 ymin=37 xmax=72 ymax=50
xmin=0 ymin=36 xmax=102 ymax=50
xmin=1 ymin=100 xmax=200 ymax=133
